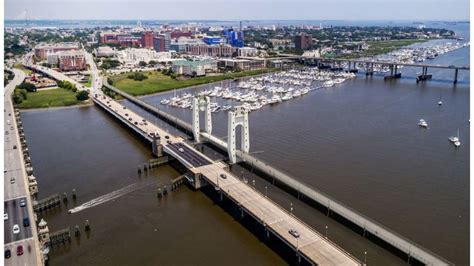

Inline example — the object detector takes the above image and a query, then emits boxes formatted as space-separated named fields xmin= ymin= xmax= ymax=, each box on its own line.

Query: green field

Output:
xmin=16 ymin=88 xmax=83 ymax=109
xmin=338 ymin=39 xmax=426 ymax=59
xmin=110 ymin=69 xmax=277 ymax=96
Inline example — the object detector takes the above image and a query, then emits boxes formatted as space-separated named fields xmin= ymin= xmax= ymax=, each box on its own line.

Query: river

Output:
xmin=21 ymin=23 xmax=469 ymax=265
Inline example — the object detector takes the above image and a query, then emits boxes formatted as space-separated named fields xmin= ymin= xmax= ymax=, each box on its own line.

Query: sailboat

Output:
xmin=449 ymin=128 xmax=461 ymax=147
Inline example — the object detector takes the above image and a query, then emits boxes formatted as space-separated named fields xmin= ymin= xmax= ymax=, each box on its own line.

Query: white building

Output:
xmin=116 ymin=48 xmax=172 ymax=67
xmin=96 ymin=46 xmax=116 ymax=57
xmin=238 ymin=47 xmax=258 ymax=57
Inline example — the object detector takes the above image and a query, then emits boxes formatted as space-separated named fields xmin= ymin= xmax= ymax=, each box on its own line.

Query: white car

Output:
xmin=4 ymin=213 xmax=8 ymax=221
xmin=13 ymin=224 xmax=20 ymax=234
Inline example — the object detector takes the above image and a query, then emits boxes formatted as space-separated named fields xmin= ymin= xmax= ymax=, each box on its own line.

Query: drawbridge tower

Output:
xmin=192 ymin=94 xmax=212 ymax=142
xmin=227 ymin=106 xmax=250 ymax=164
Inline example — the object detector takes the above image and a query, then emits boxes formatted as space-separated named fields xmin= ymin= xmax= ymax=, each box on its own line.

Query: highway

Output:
xmin=4 ymin=68 xmax=42 ymax=265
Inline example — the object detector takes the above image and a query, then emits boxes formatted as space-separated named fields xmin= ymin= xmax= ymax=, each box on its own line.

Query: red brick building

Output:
xmin=185 ymin=44 xmax=237 ymax=57
xmin=295 ymin=33 xmax=312 ymax=50
xmin=58 ymin=51 xmax=86 ymax=71
xmin=34 ymin=42 xmax=80 ymax=59
xmin=141 ymin=31 xmax=155 ymax=49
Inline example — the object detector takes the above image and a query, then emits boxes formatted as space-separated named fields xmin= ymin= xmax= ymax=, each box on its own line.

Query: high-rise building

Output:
xmin=141 ymin=31 xmax=155 ymax=49
xmin=153 ymin=36 xmax=166 ymax=52
xmin=294 ymin=33 xmax=312 ymax=50
xmin=223 ymin=28 xmax=244 ymax=48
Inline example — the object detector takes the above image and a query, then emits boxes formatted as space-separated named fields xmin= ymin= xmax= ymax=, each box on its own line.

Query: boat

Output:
xmin=160 ymin=99 xmax=170 ymax=105
xmin=418 ymin=119 xmax=428 ymax=128
xmin=449 ymin=129 xmax=461 ymax=147
xmin=438 ymin=89 xmax=443 ymax=106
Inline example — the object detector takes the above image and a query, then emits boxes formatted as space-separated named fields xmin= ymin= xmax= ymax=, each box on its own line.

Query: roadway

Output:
xmin=4 ymin=68 xmax=42 ymax=265
xmin=92 ymin=89 xmax=360 ymax=265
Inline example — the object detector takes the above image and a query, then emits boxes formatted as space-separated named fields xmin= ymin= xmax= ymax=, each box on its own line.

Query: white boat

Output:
xmin=160 ymin=99 xmax=170 ymax=105
xmin=418 ymin=119 xmax=428 ymax=128
xmin=449 ymin=129 xmax=460 ymax=147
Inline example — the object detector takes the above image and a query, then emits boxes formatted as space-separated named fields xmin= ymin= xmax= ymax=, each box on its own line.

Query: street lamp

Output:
xmin=265 ymin=186 xmax=268 ymax=197
xmin=252 ymin=179 xmax=255 ymax=187
xmin=290 ymin=202 xmax=293 ymax=215
xmin=325 ymin=225 xmax=328 ymax=239
xmin=364 ymin=251 xmax=367 ymax=265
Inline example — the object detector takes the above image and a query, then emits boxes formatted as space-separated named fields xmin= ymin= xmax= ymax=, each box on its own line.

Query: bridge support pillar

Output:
xmin=152 ymin=134 xmax=163 ymax=157
xmin=227 ymin=106 xmax=249 ymax=164
xmin=454 ymin=68 xmax=459 ymax=84
xmin=192 ymin=95 xmax=212 ymax=143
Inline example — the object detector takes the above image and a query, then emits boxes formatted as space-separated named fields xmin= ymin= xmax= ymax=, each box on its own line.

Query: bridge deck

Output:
xmin=93 ymin=92 xmax=360 ymax=265
xmin=192 ymin=163 xmax=360 ymax=265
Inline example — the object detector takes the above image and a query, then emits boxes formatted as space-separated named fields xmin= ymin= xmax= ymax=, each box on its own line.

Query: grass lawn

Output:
xmin=82 ymin=78 xmax=92 ymax=87
xmin=110 ymin=68 xmax=277 ymax=96
xmin=338 ymin=39 xmax=426 ymax=59
xmin=16 ymin=88 xmax=82 ymax=109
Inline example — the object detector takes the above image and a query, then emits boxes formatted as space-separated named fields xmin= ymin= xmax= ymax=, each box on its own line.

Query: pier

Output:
xmin=92 ymin=88 xmax=361 ymax=265
xmin=33 ymin=194 xmax=61 ymax=213
xmin=102 ymin=78 xmax=454 ymax=265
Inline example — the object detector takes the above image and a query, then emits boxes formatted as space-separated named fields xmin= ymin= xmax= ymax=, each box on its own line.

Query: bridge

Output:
xmin=103 ymin=78 xmax=453 ymax=266
xmin=240 ymin=55 xmax=470 ymax=83
xmin=92 ymin=90 xmax=361 ymax=265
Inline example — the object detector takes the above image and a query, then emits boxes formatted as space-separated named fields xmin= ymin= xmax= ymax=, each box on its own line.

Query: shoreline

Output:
xmin=18 ymin=101 xmax=94 ymax=112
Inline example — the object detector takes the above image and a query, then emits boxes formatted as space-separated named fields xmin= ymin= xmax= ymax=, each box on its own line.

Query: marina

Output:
xmin=160 ymin=69 xmax=357 ymax=112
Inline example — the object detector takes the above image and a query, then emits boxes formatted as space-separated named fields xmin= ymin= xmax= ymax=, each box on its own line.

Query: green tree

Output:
xmin=138 ymin=61 xmax=147 ymax=67
xmin=16 ymin=82 xmax=36 ymax=92
xmin=76 ymin=90 xmax=89 ymax=101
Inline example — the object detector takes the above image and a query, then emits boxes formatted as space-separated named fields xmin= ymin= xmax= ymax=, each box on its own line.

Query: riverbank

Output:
xmin=109 ymin=68 xmax=278 ymax=96
xmin=16 ymin=88 xmax=89 ymax=109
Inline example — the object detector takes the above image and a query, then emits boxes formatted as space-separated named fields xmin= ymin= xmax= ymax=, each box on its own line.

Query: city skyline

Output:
xmin=5 ymin=0 xmax=471 ymax=21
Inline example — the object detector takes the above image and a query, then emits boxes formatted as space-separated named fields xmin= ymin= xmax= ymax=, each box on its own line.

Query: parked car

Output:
xmin=16 ymin=245 xmax=23 ymax=256
xmin=10 ymin=178 xmax=15 ymax=184
xmin=220 ymin=173 xmax=227 ymax=179
xmin=4 ymin=249 xmax=11 ymax=259
xmin=19 ymin=199 xmax=26 ymax=207
xmin=4 ymin=213 xmax=8 ymax=221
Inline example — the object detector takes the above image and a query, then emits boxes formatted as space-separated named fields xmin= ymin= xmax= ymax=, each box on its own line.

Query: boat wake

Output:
xmin=68 ymin=181 xmax=153 ymax=214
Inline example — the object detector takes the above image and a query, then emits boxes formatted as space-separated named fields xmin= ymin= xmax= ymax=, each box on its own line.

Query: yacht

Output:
xmin=418 ymin=119 xmax=428 ymax=128
xmin=160 ymin=99 xmax=170 ymax=105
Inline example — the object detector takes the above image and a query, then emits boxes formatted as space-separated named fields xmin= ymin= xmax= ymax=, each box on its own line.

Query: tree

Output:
xmin=148 ymin=60 xmax=157 ymax=66
xmin=13 ymin=93 xmax=24 ymax=104
xmin=107 ymin=77 xmax=114 ymax=85
xmin=16 ymin=82 xmax=36 ymax=92
xmin=139 ymin=61 xmax=147 ymax=67
xmin=76 ymin=90 xmax=89 ymax=101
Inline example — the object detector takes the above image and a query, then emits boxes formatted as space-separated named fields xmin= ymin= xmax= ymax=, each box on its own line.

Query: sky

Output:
xmin=4 ymin=0 xmax=471 ymax=21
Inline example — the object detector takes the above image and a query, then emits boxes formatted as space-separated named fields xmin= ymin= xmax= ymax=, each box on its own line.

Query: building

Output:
xmin=46 ymin=53 xmax=59 ymax=65
xmin=100 ymin=32 xmax=141 ymax=47
xmin=223 ymin=28 xmax=244 ymax=47
xmin=96 ymin=46 xmax=116 ymax=57
xmin=170 ymin=31 xmax=193 ymax=39
xmin=58 ymin=50 xmax=86 ymax=71
xmin=186 ymin=44 xmax=237 ymax=57
xmin=295 ymin=33 xmax=312 ymax=50
xmin=172 ymin=59 xmax=217 ymax=76
xmin=141 ymin=31 xmax=155 ymax=49
xmin=203 ymin=36 xmax=224 ymax=45
xmin=238 ymin=47 xmax=258 ymax=57
xmin=116 ymin=48 xmax=172 ymax=67
xmin=34 ymin=42 xmax=80 ymax=59
xmin=153 ymin=36 xmax=166 ymax=52
xmin=169 ymin=38 xmax=205 ymax=53
xmin=218 ymin=58 xmax=265 ymax=71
